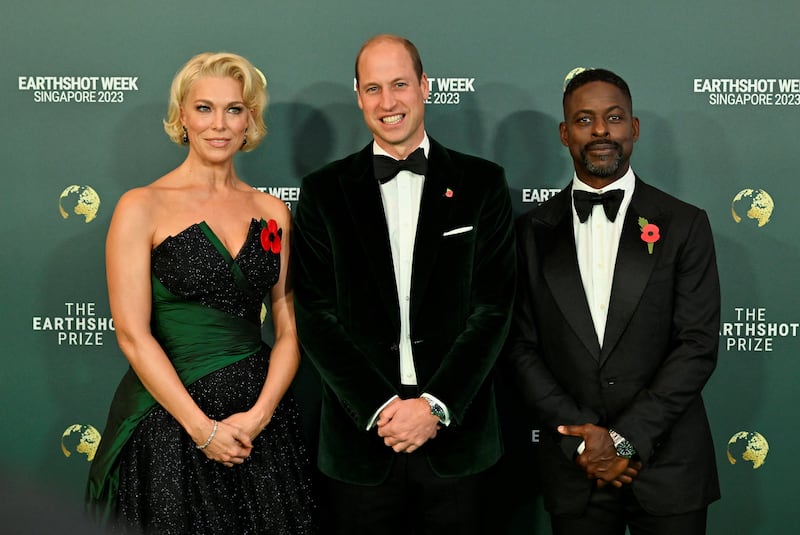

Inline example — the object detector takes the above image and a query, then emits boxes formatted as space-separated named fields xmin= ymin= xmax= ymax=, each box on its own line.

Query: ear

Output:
xmin=631 ymin=116 xmax=640 ymax=142
xmin=356 ymin=86 xmax=364 ymax=111
xmin=559 ymin=122 xmax=569 ymax=147
xmin=420 ymin=73 xmax=430 ymax=101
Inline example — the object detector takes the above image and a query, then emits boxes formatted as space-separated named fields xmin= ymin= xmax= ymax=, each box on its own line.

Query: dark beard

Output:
xmin=581 ymin=141 xmax=623 ymax=177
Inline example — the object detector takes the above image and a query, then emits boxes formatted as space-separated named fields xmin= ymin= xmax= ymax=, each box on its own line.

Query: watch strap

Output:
xmin=609 ymin=428 xmax=636 ymax=459
xmin=423 ymin=396 xmax=447 ymax=424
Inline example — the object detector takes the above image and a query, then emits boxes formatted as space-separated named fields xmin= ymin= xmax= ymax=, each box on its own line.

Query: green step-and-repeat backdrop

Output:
xmin=2 ymin=1 xmax=797 ymax=533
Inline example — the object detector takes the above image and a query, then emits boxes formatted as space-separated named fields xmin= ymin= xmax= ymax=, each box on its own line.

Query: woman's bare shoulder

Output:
xmin=252 ymin=188 xmax=291 ymax=224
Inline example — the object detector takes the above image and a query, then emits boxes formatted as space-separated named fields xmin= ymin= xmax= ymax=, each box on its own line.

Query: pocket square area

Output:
xmin=442 ymin=226 xmax=473 ymax=237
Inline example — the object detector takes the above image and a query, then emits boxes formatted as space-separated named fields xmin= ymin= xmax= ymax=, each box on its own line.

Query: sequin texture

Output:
xmin=112 ymin=219 xmax=317 ymax=534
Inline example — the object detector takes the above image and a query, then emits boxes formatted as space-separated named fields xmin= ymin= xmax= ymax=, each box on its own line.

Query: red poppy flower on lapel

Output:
xmin=260 ymin=218 xmax=282 ymax=254
xmin=445 ymin=188 xmax=454 ymax=198
xmin=638 ymin=217 xmax=660 ymax=255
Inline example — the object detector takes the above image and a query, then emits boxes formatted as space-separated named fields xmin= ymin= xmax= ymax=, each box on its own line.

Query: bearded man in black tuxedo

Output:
xmin=292 ymin=34 xmax=515 ymax=534
xmin=505 ymin=68 xmax=721 ymax=535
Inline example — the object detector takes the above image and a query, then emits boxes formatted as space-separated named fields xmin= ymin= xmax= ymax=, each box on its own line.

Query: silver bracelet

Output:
xmin=196 ymin=420 xmax=218 ymax=450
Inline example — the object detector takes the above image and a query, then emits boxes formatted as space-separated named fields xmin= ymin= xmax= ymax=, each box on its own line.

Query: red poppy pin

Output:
xmin=260 ymin=218 xmax=282 ymax=254
xmin=638 ymin=217 xmax=660 ymax=255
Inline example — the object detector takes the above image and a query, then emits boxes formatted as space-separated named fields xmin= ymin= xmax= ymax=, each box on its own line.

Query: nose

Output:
xmin=379 ymin=89 xmax=396 ymax=110
xmin=592 ymin=118 xmax=608 ymax=137
xmin=212 ymin=109 xmax=226 ymax=130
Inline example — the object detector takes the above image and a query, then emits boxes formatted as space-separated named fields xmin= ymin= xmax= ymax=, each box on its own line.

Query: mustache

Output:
xmin=584 ymin=140 xmax=623 ymax=152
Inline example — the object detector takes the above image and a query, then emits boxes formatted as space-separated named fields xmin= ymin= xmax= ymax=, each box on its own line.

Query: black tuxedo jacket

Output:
xmin=506 ymin=177 xmax=721 ymax=515
xmin=292 ymin=138 xmax=515 ymax=485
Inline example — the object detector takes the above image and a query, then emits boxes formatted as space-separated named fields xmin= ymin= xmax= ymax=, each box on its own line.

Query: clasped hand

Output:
xmin=197 ymin=413 xmax=263 ymax=468
xmin=558 ymin=423 xmax=642 ymax=488
xmin=376 ymin=397 xmax=440 ymax=453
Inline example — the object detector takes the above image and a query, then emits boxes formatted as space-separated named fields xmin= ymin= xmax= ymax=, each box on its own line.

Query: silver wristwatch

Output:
xmin=424 ymin=397 xmax=446 ymax=423
xmin=609 ymin=429 xmax=636 ymax=459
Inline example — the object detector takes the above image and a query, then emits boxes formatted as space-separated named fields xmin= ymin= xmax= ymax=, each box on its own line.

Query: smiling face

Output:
xmin=560 ymin=80 xmax=640 ymax=188
xmin=356 ymin=38 xmax=429 ymax=159
xmin=180 ymin=76 xmax=251 ymax=164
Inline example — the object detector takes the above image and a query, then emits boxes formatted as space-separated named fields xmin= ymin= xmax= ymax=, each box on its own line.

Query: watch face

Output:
xmin=615 ymin=440 xmax=636 ymax=459
xmin=609 ymin=429 xmax=636 ymax=459
xmin=426 ymin=399 xmax=445 ymax=421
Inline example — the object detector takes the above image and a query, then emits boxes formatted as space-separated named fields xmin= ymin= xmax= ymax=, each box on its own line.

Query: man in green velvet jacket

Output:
xmin=292 ymin=34 xmax=515 ymax=534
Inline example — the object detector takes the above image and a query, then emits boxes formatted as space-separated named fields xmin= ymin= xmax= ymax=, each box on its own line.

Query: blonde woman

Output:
xmin=87 ymin=52 xmax=316 ymax=533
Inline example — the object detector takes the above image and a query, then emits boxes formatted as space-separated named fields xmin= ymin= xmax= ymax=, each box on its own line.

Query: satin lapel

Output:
xmin=540 ymin=191 xmax=602 ymax=359
xmin=600 ymin=180 xmax=663 ymax=365
xmin=339 ymin=145 xmax=400 ymax=331
xmin=410 ymin=140 xmax=457 ymax=321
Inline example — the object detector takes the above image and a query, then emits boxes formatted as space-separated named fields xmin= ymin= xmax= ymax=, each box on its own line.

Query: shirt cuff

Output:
xmin=366 ymin=395 xmax=399 ymax=430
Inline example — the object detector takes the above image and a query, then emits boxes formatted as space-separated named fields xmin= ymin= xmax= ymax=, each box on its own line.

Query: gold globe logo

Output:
xmin=61 ymin=423 xmax=101 ymax=462
xmin=58 ymin=185 xmax=101 ymax=223
xmin=726 ymin=431 xmax=768 ymax=469
xmin=731 ymin=189 xmax=774 ymax=228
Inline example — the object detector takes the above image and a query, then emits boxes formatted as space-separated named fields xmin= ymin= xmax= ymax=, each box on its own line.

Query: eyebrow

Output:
xmin=192 ymin=98 xmax=245 ymax=106
xmin=573 ymin=104 xmax=626 ymax=116
xmin=362 ymin=77 xmax=410 ymax=87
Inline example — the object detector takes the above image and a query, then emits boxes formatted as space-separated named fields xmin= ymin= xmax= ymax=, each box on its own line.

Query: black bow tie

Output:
xmin=373 ymin=147 xmax=427 ymax=184
xmin=573 ymin=189 xmax=624 ymax=223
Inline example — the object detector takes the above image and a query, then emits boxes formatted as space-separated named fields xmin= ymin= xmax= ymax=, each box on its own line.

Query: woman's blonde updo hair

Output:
xmin=163 ymin=52 xmax=268 ymax=152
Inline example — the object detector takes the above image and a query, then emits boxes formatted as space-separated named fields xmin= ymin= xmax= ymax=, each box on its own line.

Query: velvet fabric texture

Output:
xmin=292 ymin=138 xmax=516 ymax=485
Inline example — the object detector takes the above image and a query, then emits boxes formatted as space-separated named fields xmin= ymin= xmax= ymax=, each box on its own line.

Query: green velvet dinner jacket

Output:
xmin=292 ymin=138 xmax=516 ymax=485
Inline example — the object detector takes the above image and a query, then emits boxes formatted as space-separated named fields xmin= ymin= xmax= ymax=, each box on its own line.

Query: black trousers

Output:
xmin=320 ymin=452 xmax=486 ymax=535
xmin=550 ymin=484 xmax=708 ymax=535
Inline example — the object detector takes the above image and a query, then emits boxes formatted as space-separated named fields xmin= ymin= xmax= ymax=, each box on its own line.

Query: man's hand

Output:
xmin=376 ymin=397 xmax=440 ymax=453
xmin=603 ymin=460 xmax=642 ymax=488
xmin=558 ymin=423 xmax=639 ymax=487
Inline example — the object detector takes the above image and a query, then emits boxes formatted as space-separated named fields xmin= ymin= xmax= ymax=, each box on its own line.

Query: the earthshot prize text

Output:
xmin=721 ymin=307 xmax=799 ymax=352
xmin=32 ymin=302 xmax=114 ymax=345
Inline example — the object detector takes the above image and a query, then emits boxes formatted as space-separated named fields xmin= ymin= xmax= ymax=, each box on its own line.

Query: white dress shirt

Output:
xmin=367 ymin=134 xmax=451 ymax=429
xmin=572 ymin=167 xmax=636 ymax=348
xmin=375 ymin=136 xmax=430 ymax=385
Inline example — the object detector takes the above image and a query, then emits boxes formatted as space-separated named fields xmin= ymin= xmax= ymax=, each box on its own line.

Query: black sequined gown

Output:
xmin=89 ymin=220 xmax=317 ymax=534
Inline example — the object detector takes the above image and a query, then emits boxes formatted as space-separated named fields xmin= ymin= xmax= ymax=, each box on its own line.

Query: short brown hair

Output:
xmin=354 ymin=34 xmax=423 ymax=86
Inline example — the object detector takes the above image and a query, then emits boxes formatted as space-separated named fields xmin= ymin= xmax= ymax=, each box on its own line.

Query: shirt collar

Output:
xmin=372 ymin=133 xmax=430 ymax=160
xmin=572 ymin=166 xmax=636 ymax=196
xmin=571 ymin=167 xmax=636 ymax=220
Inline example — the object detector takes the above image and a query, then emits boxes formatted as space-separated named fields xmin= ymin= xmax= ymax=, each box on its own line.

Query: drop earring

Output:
xmin=242 ymin=128 xmax=248 ymax=147
xmin=182 ymin=126 xmax=188 ymax=144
